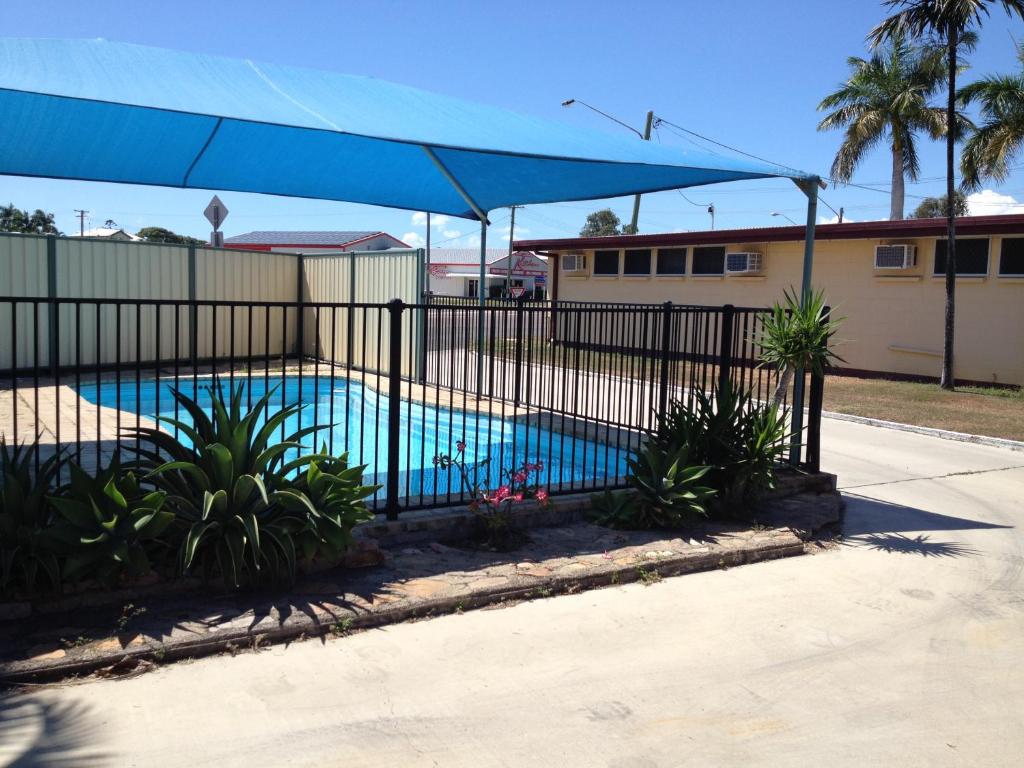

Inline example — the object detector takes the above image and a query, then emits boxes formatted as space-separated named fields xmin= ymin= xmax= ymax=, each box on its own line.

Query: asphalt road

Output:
xmin=3 ymin=418 xmax=1022 ymax=767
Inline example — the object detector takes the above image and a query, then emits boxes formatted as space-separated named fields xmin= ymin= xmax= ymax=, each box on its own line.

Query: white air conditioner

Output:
xmin=561 ymin=253 xmax=587 ymax=273
xmin=874 ymin=244 xmax=917 ymax=269
xmin=726 ymin=252 xmax=763 ymax=274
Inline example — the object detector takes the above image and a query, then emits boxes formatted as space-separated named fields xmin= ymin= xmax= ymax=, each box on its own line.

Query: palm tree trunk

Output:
xmin=890 ymin=138 xmax=905 ymax=220
xmin=771 ymin=366 xmax=795 ymax=410
xmin=940 ymin=27 xmax=958 ymax=390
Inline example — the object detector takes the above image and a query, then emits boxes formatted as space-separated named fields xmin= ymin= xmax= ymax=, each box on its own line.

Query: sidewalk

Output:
xmin=1 ymin=487 xmax=841 ymax=684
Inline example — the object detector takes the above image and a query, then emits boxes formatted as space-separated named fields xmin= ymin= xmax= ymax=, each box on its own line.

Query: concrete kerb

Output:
xmin=0 ymin=518 xmax=819 ymax=686
xmin=823 ymin=410 xmax=1024 ymax=453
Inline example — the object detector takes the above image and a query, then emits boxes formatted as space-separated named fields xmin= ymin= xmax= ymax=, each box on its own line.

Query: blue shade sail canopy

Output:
xmin=0 ymin=38 xmax=812 ymax=219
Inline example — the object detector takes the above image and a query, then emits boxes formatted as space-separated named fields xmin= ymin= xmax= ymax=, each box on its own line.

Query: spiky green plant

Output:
xmin=756 ymin=288 xmax=844 ymax=409
xmin=48 ymin=456 xmax=173 ymax=585
xmin=0 ymin=440 xmax=61 ymax=597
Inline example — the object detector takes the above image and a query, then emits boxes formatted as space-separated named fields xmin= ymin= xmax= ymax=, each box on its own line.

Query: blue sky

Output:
xmin=5 ymin=0 xmax=1024 ymax=246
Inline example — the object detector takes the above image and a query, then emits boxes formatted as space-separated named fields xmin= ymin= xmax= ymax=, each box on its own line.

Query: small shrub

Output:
xmin=48 ymin=456 xmax=174 ymax=585
xmin=589 ymin=445 xmax=715 ymax=529
xmin=0 ymin=440 xmax=62 ymax=598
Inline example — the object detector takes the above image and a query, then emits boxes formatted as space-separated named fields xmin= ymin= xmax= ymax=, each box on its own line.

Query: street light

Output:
xmin=563 ymin=98 xmax=653 ymax=232
xmin=771 ymin=211 xmax=797 ymax=225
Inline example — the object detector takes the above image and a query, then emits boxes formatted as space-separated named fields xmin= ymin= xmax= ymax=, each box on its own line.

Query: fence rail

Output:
xmin=0 ymin=295 xmax=823 ymax=518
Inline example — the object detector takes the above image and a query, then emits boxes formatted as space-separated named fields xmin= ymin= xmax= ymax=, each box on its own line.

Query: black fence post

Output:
xmin=718 ymin=304 xmax=735 ymax=394
xmin=385 ymin=299 xmax=404 ymax=520
xmin=658 ymin=301 xmax=673 ymax=416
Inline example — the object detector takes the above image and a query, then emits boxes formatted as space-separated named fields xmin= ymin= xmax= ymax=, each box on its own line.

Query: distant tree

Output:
xmin=871 ymin=0 xmax=1024 ymax=390
xmin=103 ymin=218 xmax=118 ymax=228
xmin=137 ymin=226 xmax=206 ymax=246
xmin=959 ymin=43 xmax=1024 ymax=188
xmin=817 ymin=34 xmax=954 ymax=221
xmin=0 ymin=203 xmax=61 ymax=235
xmin=580 ymin=209 xmax=624 ymax=237
xmin=910 ymin=191 xmax=968 ymax=218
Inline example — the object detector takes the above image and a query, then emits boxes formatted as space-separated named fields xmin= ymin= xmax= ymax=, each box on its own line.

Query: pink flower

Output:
xmin=494 ymin=485 xmax=511 ymax=501
xmin=513 ymin=493 xmax=524 ymax=502
xmin=534 ymin=461 xmax=544 ymax=472
xmin=456 ymin=440 xmax=465 ymax=452
xmin=513 ymin=471 xmax=528 ymax=483
xmin=432 ymin=455 xmax=440 ymax=466
xmin=536 ymin=489 xmax=549 ymax=504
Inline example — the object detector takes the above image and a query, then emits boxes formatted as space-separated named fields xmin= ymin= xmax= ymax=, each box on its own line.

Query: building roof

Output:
xmin=224 ymin=230 xmax=397 ymax=246
xmin=72 ymin=226 xmax=141 ymax=240
xmin=515 ymin=214 xmax=1024 ymax=252
xmin=427 ymin=248 xmax=518 ymax=265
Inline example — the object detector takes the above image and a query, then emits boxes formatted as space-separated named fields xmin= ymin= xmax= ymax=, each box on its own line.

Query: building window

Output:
xmin=593 ymin=249 xmax=619 ymax=275
xmin=656 ymin=248 xmax=687 ymax=275
xmin=933 ymin=238 xmax=989 ymax=276
xmin=692 ymin=246 xmax=726 ymax=275
xmin=623 ymin=249 xmax=652 ymax=275
xmin=999 ymin=237 xmax=1024 ymax=276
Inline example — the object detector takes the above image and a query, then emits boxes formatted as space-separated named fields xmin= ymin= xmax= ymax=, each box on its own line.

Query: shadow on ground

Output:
xmin=0 ymin=695 xmax=110 ymax=767
xmin=839 ymin=493 xmax=1008 ymax=558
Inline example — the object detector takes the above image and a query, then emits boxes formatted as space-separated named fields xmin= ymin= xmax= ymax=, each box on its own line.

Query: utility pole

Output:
xmin=74 ymin=209 xmax=88 ymax=236
xmin=506 ymin=205 xmax=518 ymax=297
xmin=708 ymin=204 xmax=715 ymax=230
xmin=628 ymin=111 xmax=655 ymax=234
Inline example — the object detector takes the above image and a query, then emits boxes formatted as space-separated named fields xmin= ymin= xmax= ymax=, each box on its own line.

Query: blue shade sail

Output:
xmin=0 ymin=38 xmax=811 ymax=219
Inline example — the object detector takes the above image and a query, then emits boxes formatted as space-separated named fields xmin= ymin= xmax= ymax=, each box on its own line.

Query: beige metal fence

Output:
xmin=0 ymin=232 xmax=424 ymax=371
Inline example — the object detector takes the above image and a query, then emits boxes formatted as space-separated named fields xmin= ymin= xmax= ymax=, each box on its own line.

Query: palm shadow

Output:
xmin=0 ymin=695 xmax=110 ymax=767
xmin=839 ymin=493 xmax=1009 ymax=559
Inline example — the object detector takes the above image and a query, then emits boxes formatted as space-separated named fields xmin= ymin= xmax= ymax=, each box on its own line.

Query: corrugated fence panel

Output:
xmin=0 ymin=233 xmax=49 ymax=368
xmin=195 ymin=247 xmax=299 ymax=361
xmin=54 ymin=239 xmax=189 ymax=368
xmin=303 ymin=249 xmax=421 ymax=376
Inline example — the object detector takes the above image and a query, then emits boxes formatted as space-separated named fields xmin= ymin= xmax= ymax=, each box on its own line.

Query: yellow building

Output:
xmin=517 ymin=215 xmax=1024 ymax=386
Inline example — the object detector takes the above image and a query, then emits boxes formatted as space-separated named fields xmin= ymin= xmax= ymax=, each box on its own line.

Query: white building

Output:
xmin=426 ymin=248 xmax=547 ymax=298
xmin=71 ymin=226 xmax=141 ymax=241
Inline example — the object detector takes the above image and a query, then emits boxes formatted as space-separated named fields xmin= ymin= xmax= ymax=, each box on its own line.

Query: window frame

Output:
xmin=691 ymin=246 xmax=727 ymax=276
xmin=655 ymin=247 xmax=687 ymax=276
xmin=998 ymin=237 xmax=1024 ymax=277
xmin=592 ymin=249 xmax=620 ymax=276
xmin=932 ymin=237 xmax=990 ymax=277
xmin=622 ymin=248 xmax=652 ymax=276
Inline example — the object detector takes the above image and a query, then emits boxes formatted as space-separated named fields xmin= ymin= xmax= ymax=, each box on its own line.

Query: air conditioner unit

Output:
xmin=726 ymin=252 xmax=763 ymax=274
xmin=874 ymin=244 xmax=917 ymax=269
xmin=561 ymin=253 xmax=587 ymax=273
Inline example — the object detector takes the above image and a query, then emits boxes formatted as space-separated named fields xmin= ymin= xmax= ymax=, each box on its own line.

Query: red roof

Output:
xmin=514 ymin=214 xmax=1024 ymax=251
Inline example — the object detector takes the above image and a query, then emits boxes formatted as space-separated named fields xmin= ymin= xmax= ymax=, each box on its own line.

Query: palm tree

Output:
xmin=960 ymin=43 xmax=1024 ymax=187
xmin=817 ymin=35 xmax=950 ymax=220
xmin=870 ymin=0 xmax=1024 ymax=391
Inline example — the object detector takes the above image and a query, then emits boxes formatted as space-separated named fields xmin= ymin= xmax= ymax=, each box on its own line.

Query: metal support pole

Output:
xmin=658 ymin=301 xmax=673 ymax=416
xmin=476 ymin=218 xmax=488 ymax=397
xmin=789 ymin=176 xmax=820 ymax=465
xmin=425 ymin=212 xmax=431 ymax=298
xmin=629 ymin=111 xmax=655 ymax=233
xmin=187 ymin=244 xmax=197 ymax=366
xmin=415 ymin=248 xmax=426 ymax=383
xmin=506 ymin=205 xmax=516 ymax=297
xmin=718 ymin=304 xmax=735 ymax=395
xmin=385 ymin=298 xmax=404 ymax=520
xmin=295 ymin=253 xmax=306 ymax=361
xmin=46 ymin=235 xmax=57 ymax=377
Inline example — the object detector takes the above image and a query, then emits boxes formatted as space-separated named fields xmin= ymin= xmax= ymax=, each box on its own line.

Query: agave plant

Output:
xmin=756 ymin=288 xmax=843 ymax=408
xmin=127 ymin=383 xmax=360 ymax=587
xmin=48 ymin=456 xmax=174 ymax=585
xmin=654 ymin=383 xmax=790 ymax=512
xmin=282 ymin=450 xmax=378 ymax=562
xmin=589 ymin=444 xmax=714 ymax=530
xmin=0 ymin=440 xmax=61 ymax=598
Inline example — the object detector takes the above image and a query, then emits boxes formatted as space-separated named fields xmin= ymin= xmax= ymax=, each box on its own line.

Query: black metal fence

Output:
xmin=0 ymin=295 xmax=823 ymax=518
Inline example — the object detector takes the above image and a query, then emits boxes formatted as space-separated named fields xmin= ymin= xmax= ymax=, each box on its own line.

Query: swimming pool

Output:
xmin=74 ymin=374 xmax=630 ymax=504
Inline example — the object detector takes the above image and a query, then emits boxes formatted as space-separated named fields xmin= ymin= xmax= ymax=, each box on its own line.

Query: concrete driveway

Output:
xmin=2 ymin=418 xmax=1022 ymax=767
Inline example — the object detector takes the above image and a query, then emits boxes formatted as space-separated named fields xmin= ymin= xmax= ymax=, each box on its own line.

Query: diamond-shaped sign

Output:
xmin=204 ymin=195 xmax=228 ymax=230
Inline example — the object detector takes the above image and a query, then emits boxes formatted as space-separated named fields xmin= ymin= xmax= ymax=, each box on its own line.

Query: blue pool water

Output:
xmin=74 ymin=375 xmax=629 ymax=502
